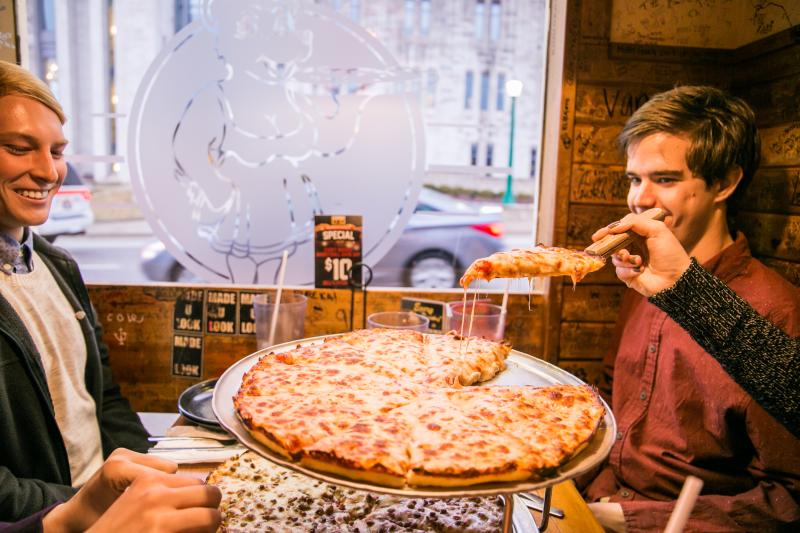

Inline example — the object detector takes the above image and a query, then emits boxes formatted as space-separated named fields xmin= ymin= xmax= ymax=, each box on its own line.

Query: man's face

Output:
xmin=0 ymin=95 xmax=67 ymax=240
xmin=625 ymin=132 xmax=722 ymax=253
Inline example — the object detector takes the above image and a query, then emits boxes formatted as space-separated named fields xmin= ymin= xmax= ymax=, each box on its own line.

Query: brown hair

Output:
xmin=0 ymin=60 xmax=66 ymax=124
xmin=618 ymin=86 xmax=759 ymax=227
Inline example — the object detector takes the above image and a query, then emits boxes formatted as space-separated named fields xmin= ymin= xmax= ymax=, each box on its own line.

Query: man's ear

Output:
xmin=714 ymin=166 xmax=743 ymax=202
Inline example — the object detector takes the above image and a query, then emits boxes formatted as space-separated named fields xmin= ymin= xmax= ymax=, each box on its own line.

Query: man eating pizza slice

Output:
xmin=580 ymin=86 xmax=800 ymax=532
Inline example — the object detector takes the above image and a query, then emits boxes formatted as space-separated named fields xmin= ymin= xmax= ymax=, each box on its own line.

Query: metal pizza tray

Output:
xmin=213 ymin=334 xmax=616 ymax=498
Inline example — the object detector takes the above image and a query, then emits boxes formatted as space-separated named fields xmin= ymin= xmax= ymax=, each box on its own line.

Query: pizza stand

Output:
xmin=213 ymin=335 xmax=617 ymax=532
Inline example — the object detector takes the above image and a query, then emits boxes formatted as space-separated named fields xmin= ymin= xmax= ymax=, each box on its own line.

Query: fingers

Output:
xmin=157 ymin=507 xmax=222 ymax=533
xmin=108 ymin=448 xmax=179 ymax=474
xmin=593 ymin=213 xmax=669 ymax=241
xmin=102 ymin=455 xmax=180 ymax=494
xmin=154 ymin=482 xmax=222 ymax=509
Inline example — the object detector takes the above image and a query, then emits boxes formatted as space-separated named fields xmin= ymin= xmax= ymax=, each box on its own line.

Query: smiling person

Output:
xmin=581 ymin=86 xmax=800 ymax=532
xmin=0 ymin=60 xmax=149 ymax=521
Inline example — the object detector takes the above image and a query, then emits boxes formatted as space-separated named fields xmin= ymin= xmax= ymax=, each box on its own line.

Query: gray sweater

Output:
xmin=649 ymin=258 xmax=799 ymax=438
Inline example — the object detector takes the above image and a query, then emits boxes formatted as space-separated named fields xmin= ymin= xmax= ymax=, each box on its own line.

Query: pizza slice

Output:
xmin=405 ymin=392 xmax=534 ymax=487
xmin=235 ymin=385 xmax=417 ymax=459
xmin=301 ymin=406 xmax=416 ymax=488
xmin=421 ymin=331 xmax=510 ymax=386
xmin=443 ymin=384 xmax=605 ymax=474
xmin=459 ymin=245 xmax=605 ymax=288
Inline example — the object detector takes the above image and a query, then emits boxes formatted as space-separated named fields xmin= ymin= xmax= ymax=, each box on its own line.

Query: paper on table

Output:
xmin=148 ymin=426 xmax=244 ymax=463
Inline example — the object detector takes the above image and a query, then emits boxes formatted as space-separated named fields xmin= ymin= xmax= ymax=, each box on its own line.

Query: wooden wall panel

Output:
xmin=566 ymin=204 xmax=630 ymax=246
xmin=760 ymin=123 xmax=800 ymax=167
xmin=561 ymin=285 xmax=625 ymax=323
xmin=91 ymin=284 xmax=547 ymax=412
xmin=570 ymin=164 xmax=628 ymax=205
xmin=738 ymin=212 xmax=800 ymax=261
xmin=740 ymin=167 xmax=800 ymax=215
xmin=559 ymin=322 xmax=615 ymax=360
xmin=572 ymin=124 xmax=625 ymax=164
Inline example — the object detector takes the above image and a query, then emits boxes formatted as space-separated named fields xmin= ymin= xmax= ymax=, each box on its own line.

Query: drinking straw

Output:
xmin=663 ymin=475 xmax=704 ymax=533
xmin=267 ymin=250 xmax=290 ymax=347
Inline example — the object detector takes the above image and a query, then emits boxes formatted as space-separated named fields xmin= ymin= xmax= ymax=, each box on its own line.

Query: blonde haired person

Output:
xmin=0 ymin=60 xmax=149 ymax=520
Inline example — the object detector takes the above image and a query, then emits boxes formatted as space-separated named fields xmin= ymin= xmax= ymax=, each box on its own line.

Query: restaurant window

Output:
xmin=489 ymin=0 xmax=502 ymax=42
xmin=420 ymin=0 xmax=431 ymax=36
xmin=464 ymin=70 xmax=474 ymax=109
xmin=21 ymin=0 xmax=548 ymax=291
xmin=474 ymin=0 xmax=485 ymax=39
xmin=496 ymin=72 xmax=505 ymax=111
xmin=404 ymin=0 xmax=416 ymax=36
xmin=479 ymin=70 xmax=490 ymax=111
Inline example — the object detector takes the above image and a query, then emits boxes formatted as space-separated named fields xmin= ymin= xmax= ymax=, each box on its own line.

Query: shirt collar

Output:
xmin=0 ymin=228 xmax=35 ymax=275
xmin=700 ymin=231 xmax=751 ymax=284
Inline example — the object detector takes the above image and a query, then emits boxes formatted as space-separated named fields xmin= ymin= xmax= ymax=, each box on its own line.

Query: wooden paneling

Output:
xmin=575 ymin=84 xmax=661 ymax=125
xmin=561 ymin=285 xmax=625 ymax=323
xmin=740 ymin=167 xmax=800 ymax=215
xmin=566 ymin=204 xmax=630 ymax=246
xmin=559 ymin=322 xmax=615 ymax=360
xmin=572 ymin=124 xmax=625 ymax=165
xmin=91 ymin=284 xmax=548 ymax=412
xmin=558 ymin=360 xmax=608 ymax=391
xmin=760 ymin=123 xmax=800 ymax=167
xmin=737 ymin=212 xmax=800 ymax=261
xmin=570 ymin=164 xmax=628 ymax=204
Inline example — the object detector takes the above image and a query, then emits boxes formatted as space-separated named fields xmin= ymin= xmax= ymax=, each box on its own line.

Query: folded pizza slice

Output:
xmin=460 ymin=245 xmax=605 ymax=288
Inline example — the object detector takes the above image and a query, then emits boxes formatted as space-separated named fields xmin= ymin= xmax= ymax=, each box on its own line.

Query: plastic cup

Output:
xmin=253 ymin=292 xmax=307 ymax=349
xmin=445 ymin=301 xmax=506 ymax=340
xmin=367 ymin=311 xmax=429 ymax=332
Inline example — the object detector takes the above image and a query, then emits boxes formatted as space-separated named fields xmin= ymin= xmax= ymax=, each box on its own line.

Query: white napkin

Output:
xmin=147 ymin=425 xmax=245 ymax=464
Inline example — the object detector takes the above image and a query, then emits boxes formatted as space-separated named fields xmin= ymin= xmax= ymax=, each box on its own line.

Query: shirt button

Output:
xmin=639 ymin=391 xmax=647 ymax=400
xmin=2 ymin=263 xmax=12 ymax=272
xmin=648 ymin=344 xmax=657 ymax=353
xmin=616 ymin=431 xmax=624 ymax=440
xmin=620 ymin=489 xmax=631 ymax=498
xmin=75 ymin=310 xmax=87 ymax=320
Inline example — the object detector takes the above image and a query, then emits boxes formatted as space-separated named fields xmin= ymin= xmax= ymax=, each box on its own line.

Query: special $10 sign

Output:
xmin=314 ymin=215 xmax=363 ymax=288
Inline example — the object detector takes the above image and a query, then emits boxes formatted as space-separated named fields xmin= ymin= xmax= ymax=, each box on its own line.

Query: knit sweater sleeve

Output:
xmin=649 ymin=258 xmax=800 ymax=438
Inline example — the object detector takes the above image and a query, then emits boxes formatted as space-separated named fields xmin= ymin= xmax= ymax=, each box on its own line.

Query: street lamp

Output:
xmin=503 ymin=79 xmax=523 ymax=205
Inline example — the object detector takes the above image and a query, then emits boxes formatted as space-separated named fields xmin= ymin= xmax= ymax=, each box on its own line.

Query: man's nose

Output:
xmin=31 ymin=150 xmax=60 ymax=182
xmin=631 ymin=180 xmax=656 ymax=209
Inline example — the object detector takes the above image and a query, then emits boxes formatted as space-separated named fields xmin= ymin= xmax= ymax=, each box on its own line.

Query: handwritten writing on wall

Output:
xmin=571 ymin=164 xmax=629 ymax=204
xmin=740 ymin=167 xmax=800 ymax=214
xmin=572 ymin=124 xmax=625 ymax=165
xmin=575 ymin=85 xmax=652 ymax=124
xmin=566 ymin=204 xmax=630 ymax=246
xmin=762 ymin=123 xmax=800 ymax=167
xmin=738 ymin=212 xmax=800 ymax=261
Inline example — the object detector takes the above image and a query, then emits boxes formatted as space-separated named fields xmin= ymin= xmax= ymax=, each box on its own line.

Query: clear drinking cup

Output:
xmin=445 ymin=301 xmax=506 ymax=341
xmin=253 ymin=292 xmax=307 ymax=349
xmin=366 ymin=311 xmax=429 ymax=332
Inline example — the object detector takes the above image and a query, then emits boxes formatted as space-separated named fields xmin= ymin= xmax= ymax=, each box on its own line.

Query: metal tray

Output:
xmin=213 ymin=334 xmax=616 ymax=497
xmin=178 ymin=378 xmax=221 ymax=429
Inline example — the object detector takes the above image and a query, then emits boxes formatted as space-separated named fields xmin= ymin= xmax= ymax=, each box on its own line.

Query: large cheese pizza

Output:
xmin=233 ymin=328 xmax=604 ymax=489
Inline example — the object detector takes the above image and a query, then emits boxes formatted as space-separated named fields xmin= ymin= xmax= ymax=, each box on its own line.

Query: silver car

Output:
xmin=140 ymin=188 xmax=505 ymax=288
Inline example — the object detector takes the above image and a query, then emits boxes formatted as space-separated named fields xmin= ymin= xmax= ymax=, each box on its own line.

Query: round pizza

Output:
xmin=207 ymin=451 xmax=504 ymax=532
xmin=233 ymin=328 xmax=605 ymax=489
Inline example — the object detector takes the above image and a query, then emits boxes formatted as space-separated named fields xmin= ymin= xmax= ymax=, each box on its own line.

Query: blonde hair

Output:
xmin=0 ymin=60 xmax=66 ymax=124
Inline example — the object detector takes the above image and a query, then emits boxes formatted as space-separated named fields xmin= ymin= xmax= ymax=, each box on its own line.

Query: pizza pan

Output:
xmin=178 ymin=378 xmax=221 ymax=429
xmin=213 ymin=334 xmax=616 ymax=498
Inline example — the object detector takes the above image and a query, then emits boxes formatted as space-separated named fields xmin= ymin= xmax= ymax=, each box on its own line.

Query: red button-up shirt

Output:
xmin=584 ymin=234 xmax=800 ymax=532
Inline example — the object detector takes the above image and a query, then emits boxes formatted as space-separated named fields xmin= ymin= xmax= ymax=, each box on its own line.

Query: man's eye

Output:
xmin=4 ymin=145 xmax=29 ymax=154
xmin=656 ymin=177 xmax=675 ymax=184
xmin=627 ymin=176 xmax=641 ymax=185
xmin=51 ymin=150 xmax=65 ymax=159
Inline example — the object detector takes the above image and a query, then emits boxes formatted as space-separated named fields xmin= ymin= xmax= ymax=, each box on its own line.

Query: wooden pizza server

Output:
xmin=584 ymin=207 xmax=667 ymax=259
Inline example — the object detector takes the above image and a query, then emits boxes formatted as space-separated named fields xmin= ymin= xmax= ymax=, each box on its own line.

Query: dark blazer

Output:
xmin=0 ymin=234 xmax=149 ymax=521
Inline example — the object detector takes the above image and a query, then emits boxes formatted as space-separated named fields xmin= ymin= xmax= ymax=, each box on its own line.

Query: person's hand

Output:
xmin=591 ymin=213 xmax=691 ymax=297
xmin=86 ymin=469 xmax=221 ymax=533
xmin=587 ymin=501 xmax=627 ymax=533
xmin=42 ymin=448 xmax=221 ymax=533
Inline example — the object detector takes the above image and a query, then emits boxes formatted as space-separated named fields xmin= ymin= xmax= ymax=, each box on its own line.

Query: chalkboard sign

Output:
xmin=172 ymin=333 xmax=203 ymax=377
xmin=205 ymin=290 xmax=237 ymax=335
xmin=314 ymin=215 xmax=363 ymax=288
xmin=238 ymin=292 xmax=259 ymax=335
xmin=401 ymin=297 xmax=446 ymax=331
xmin=174 ymin=289 xmax=204 ymax=333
